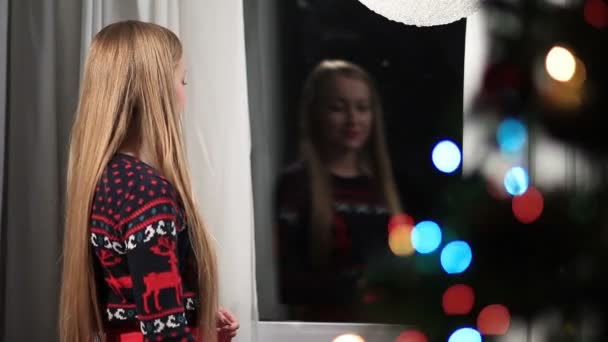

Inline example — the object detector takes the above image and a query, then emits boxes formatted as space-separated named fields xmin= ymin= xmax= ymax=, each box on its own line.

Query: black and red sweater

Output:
xmin=90 ymin=153 xmax=198 ymax=341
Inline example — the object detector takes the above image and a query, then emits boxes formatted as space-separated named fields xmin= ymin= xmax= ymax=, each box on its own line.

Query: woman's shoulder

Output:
xmin=91 ymin=154 xmax=182 ymax=236
xmin=93 ymin=154 xmax=180 ymax=216
xmin=104 ymin=153 xmax=176 ymax=194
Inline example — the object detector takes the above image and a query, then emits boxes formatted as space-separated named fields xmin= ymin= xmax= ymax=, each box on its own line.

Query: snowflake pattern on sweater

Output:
xmin=90 ymin=153 xmax=198 ymax=341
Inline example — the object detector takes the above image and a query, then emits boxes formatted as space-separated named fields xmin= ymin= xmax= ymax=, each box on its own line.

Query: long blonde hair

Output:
xmin=59 ymin=21 xmax=218 ymax=342
xmin=299 ymin=59 xmax=402 ymax=264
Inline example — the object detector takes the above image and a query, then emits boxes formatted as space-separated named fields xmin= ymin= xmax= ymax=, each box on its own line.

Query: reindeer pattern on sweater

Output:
xmin=90 ymin=153 xmax=199 ymax=341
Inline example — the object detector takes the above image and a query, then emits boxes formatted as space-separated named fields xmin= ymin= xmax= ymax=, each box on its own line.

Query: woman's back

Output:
xmin=90 ymin=153 xmax=199 ymax=340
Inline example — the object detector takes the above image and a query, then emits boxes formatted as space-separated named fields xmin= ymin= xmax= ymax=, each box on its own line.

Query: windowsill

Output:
xmin=257 ymin=321 xmax=409 ymax=342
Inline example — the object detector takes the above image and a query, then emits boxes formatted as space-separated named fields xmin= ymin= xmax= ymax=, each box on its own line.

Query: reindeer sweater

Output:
xmin=90 ymin=153 xmax=199 ymax=341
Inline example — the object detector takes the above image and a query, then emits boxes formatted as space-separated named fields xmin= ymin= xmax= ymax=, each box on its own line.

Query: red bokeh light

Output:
xmin=584 ymin=0 xmax=608 ymax=29
xmin=442 ymin=284 xmax=475 ymax=315
xmin=395 ymin=329 xmax=428 ymax=342
xmin=388 ymin=213 xmax=415 ymax=234
xmin=477 ymin=304 xmax=511 ymax=335
xmin=512 ymin=187 xmax=544 ymax=224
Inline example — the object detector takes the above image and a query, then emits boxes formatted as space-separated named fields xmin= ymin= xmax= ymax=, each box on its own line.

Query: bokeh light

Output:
xmin=503 ymin=166 xmax=529 ymax=196
xmin=395 ymin=329 xmax=428 ymax=342
xmin=512 ymin=187 xmax=544 ymax=223
xmin=537 ymin=74 xmax=584 ymax=110
xmin=388 ymin=213 xmax=415 ymax=234
xmin=584 ymin=0 xmax=608 ymax=29
xmin=545 ymin=46 xmax=576 ymax=82
xmin=537 ymin=49 xmax=587 ymax=111
xmin=447 ymin=328 xmax=482 ymax=342
xmin=497 ymin=118 xmax=527 ymax=154
xmin=477 ymin=304 xmax=511 ymax=335
xmin=411 ymin=220 xmax=442 ymax=254
xmin=442 ymin=284 xmax=475 ymax=315
xmin=333 ymin=333 xmax=365 ymax=342
xmin=432 ymin=140 xmax=462 ymax=174
xmin=440 ymin=241 xmax=473 ymax=274
xmin=389 ymin=225 xmax=415 ymax=256
xmin=570 ymin=57 xmax=588 ymax=89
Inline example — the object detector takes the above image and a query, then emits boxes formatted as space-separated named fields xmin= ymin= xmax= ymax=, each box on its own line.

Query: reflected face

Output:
xmin=174 ymin=56 xmax=187 ymax=114
xmin=319 ymin=75 xmax=374 ymax=153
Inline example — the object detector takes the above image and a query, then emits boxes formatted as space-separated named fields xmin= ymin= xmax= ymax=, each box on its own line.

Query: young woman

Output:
xmin=59 ymin=21 xmax=238 ymax=342
xmin=275 ymin=59 xmax=403 ymax=321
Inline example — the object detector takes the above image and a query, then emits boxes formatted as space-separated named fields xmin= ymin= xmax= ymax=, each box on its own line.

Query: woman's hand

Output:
xmin=217 ymin=307 xmax=239 ymax=341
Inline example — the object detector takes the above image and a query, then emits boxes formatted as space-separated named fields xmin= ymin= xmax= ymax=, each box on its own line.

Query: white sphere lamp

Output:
xmin=357 ymin=0 xmax=482 ymax=27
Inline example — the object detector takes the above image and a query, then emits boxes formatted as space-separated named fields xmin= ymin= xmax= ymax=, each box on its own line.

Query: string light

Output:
xmin=477 ymin=304 xmax=511 ymax=335
xmin=504 ymin=166 xmax=529 ymax=196
xmin=441 ymin=241 xmax=473 ymax=274
xmin=512 ymin=187 xmax=544 ymax=223
xmin=447 ymin=328 xmax=482 ymax=342
xmin=432 ymin=140 xmax=462 ymax=174
xmin=497 ymin=118 xmax=527 ymax=154
xmin=389 ymin=225 xmax=415 ymax=256
xmin=395 ymin=329 xmax=428 ymax=342
xmin=411 ymin=221 xmax=442 ymax=254
xmin=545 ymin=46 xmax=576 ymax=82
xmin=333 ymin=333 xmax=365 ymax=342
xmin=584 ymin=0 xmax=608 ymax=29
xmin=443 ymin=284 xmax=475 ymax=315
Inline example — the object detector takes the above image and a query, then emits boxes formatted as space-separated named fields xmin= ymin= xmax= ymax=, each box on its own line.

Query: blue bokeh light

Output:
xmin=447 ymin=328 xmax=482 ymax=342
xmin=411 ymin=220 xmax=442 ymax=254
xmin=497 ymin=118 xmax=527 ymax=154
xmin=432 ymin=140 xmax=461 ymax=174
xmin=441 ymin=241 xmax=472 ymax=274
xmin=504 ymin=166 xmax=529 ymax=196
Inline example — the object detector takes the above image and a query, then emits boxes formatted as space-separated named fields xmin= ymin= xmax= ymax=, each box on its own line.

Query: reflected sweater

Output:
xmin=275 ymin=162 xmax=392 ymax=309
xmin=90 ymin=153 xmax=198 ymax=341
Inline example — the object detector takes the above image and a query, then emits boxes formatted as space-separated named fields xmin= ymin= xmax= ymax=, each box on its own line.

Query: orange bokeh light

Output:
xmin=512 ymin=187 xmax=544 ymax=224
xmin=389 ymin=225 xmax=415 ymax=256
xmin=477 ymin=304 xmax=511 ymax=335
xmin=395 ymin=329 xmax=428 ymax=342
xmin=442 ymin=284 xmax=475 ymax=315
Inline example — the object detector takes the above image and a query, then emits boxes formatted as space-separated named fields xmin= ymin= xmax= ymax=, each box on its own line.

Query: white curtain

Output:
xmin=81 ymin=0 xmax=180 ymax=60
xmin=179 ymin=1 xmax=256 ymax=340
xmin=80 ymin=1 xmax=256 ymax=341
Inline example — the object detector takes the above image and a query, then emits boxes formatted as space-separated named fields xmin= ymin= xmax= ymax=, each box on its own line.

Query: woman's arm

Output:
xmin=121 ymin=189 xmax=196 ymax=341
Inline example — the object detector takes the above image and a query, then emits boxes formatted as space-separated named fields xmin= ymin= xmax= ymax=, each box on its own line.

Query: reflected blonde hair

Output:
xmin=59 ymin=21 xmax=218 ymax=342
xmin=299 ymin=59 xmax=402 ymax=265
